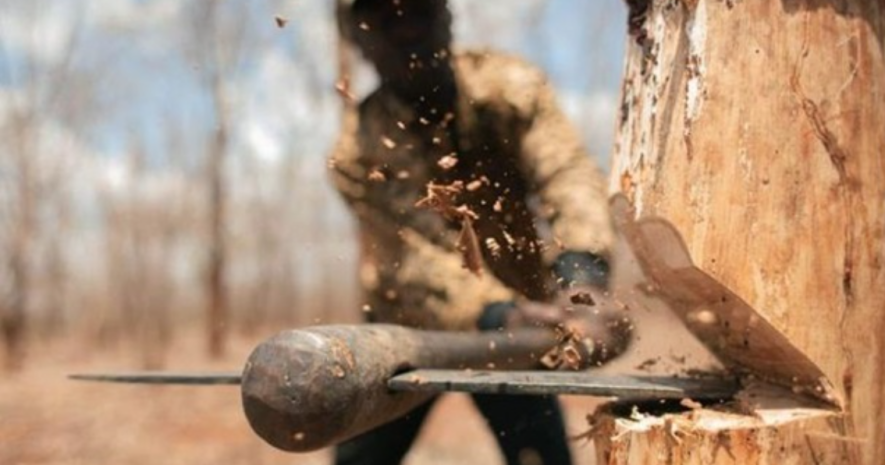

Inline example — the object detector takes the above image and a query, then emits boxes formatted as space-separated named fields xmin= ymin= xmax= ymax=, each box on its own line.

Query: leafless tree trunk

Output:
xmin=102 ymin=138 xmax=183 ymax=369
xmin=38 ymin=174 xmax=71 ymax=339
xmin=2 ymin=115 xmax=36 ymax=371
xmin=182 ymin=0 xmax=251 ymax=358
xmin=206 ymin=80 xmax=230 ymax=358
xmin=0 ymin=1 xmax=96 ymax=369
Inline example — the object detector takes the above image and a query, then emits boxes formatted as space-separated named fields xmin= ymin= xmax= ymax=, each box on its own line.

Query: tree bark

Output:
xmin=598 ymin=1 xmax=885 ymax=464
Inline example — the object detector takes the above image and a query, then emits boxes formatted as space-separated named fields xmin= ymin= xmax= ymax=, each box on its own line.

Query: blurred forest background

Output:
xmin=1 ymin=1 xmax=633 ymax=464
xmin=0 ymin=0 xmax=628 ymax=371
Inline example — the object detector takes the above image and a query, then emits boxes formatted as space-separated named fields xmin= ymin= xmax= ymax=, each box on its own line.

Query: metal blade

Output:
xmin=609 ymin=195 xmax=838 ymax=404
xmin=389 ymin=369 xmax=739 ymax=401
xmin=69 ymin=372 xmax=242 ymax=385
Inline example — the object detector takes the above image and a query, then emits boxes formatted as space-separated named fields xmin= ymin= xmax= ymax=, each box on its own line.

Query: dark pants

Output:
xmin=334 ymin=394 xmax=572 ymax=465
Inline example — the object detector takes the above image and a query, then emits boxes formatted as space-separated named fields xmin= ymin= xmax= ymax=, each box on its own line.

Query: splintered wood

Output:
xmin=593 ymin=400 xmax=853 ymax=465
xmin=540 ymin=327 xmax=592 ymax=371
xmin=415 ymin=181 xmax=484 ymax=276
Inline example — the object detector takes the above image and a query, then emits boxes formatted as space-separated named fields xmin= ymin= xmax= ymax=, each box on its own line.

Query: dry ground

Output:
xmin=0 ymin=331 xmax=602 ymax=465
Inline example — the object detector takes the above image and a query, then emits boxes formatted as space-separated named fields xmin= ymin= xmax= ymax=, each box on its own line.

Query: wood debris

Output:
xmin=457 ymin=215 xmax=484 ymax=276
xmin=541 ymin=327 xmax=592 ymax=371
xmin=437 ymin=153 xmax=458 ymax=170
xmin=484 ymin=237 xmax=502 ymax=257
xmin=334 ymin=79 xmax=356 ymax=103
xmin=367 ymin=169 xmax=386 ymax=182
xmin=636 ymin=357 xmax=660 ymax=371
xmin=680 ymin=398 xmax=704 ymax=410
xmin=380 ymin=136 xmax=397 ymax=149
xmin=466 ymin=180 xmax=483 ymax=191
xmin=415 ymin=181 xmax=484 ymax=276
xmin=466 ymin=176 xmax=489 ymax=192
xmin=570 ymin=291 xmax=596 ymax=306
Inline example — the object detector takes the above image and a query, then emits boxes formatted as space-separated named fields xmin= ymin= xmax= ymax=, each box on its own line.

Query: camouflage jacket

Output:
xmin=329 ymin=50 xmax=613 ymax=331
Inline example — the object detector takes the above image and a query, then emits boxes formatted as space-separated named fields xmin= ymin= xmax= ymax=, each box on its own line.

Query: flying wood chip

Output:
xmin=457 ymin=216 xmax=483 ymax=276
xmin=335 ymin=78 xmax=356 ymax=103
xmin=416 ymin=181 xmax=484 ymax=276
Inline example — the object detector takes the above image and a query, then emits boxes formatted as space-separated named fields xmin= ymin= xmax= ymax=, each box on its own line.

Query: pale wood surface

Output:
xmin=600 ymin=0 xmax=885 ymax=463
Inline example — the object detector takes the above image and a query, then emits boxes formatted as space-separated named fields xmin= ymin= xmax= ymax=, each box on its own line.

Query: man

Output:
xmin=329 ymin=1 xmax=631 ymax=463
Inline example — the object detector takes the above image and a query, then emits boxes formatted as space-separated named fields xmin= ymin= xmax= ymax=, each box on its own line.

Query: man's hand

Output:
xmin=501 ymin=287 xmax=633 ymax=368
xmin=559 ymin=286 xmax=634 ymax=364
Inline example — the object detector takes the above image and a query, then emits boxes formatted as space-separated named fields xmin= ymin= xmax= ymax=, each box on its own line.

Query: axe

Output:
xmin=72 ymin=323 xmax=738 ymax=452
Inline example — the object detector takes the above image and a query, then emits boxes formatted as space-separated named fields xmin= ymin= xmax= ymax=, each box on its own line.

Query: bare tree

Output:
xmin=180 ymin=0 xmax=261 ymax=357
xmin=0 ymin=1 xmax=92 ymax=370
xmin=0 ymin=116 xmax=36 ymax=371
xmin=102 ymin=136 xmax=190 ymax=369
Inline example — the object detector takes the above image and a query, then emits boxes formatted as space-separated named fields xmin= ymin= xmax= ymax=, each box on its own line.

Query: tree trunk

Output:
xmin=598 ymin=1 xmax=884 ymax=464
xmin=3 ymin=119 xmax=36 ymax=372
xmin=206 ymin=95 xmax=229 ymax=359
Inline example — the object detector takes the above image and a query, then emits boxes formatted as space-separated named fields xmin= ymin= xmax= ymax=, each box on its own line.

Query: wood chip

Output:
xmin=570 ymin=291 xmax=596 ymax=306
xmin=485 ymin=237 xmax=502 ymax=257
xmin=335 ymin=79 xmax=356 ymax=102
xmin=680 ymin=398 xmax=704 ymax=410
xmin=457 ymin=216 xmax=484 ymax=276
xmin=368 ymin=169 xmax=386 ymax=182
xmin=381 ymin=136 xmax=397 ymax=149
xmin=416 ymin=181 xmax=483 ymax=276
xmin=438 ymin=154 xmax=458 ymax=170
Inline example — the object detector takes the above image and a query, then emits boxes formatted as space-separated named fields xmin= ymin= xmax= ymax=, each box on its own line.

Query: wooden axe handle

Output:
xmin=240 ymin=324 xmax=561 ymax=452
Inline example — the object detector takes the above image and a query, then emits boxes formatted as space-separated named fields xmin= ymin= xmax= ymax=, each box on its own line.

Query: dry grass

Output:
xmin=0 ymin=329 xmax=600 ymax=465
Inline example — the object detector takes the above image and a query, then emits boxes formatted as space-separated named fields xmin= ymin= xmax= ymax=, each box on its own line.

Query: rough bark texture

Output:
xmin=600 ymin=0 xmax=885 ymax=463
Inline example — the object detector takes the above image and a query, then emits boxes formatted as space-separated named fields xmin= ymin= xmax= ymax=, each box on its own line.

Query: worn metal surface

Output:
xmin=240 ymin=324 xmax=563 ymax=453
xmin=389 ymin=369 xmax=739 ymax=400
xmin=69 ymin=373 xmax=241 ymax=385
xmin=611 ymin=196 xmax=838 ymax=404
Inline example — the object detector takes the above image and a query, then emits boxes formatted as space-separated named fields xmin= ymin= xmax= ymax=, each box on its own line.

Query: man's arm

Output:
xmin=508 ymin=63 xmax=633 ymax=359
xmin=517 ymin=73 xmax=615 ymax=287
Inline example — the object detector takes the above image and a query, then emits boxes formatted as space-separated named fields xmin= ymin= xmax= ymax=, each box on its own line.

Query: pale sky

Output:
xmin=0 ymin=0 xmax=629 ymax=170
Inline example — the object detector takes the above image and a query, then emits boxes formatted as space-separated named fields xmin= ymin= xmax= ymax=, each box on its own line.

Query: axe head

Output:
xmin=608 ymin=195 xmax=838 ymax=406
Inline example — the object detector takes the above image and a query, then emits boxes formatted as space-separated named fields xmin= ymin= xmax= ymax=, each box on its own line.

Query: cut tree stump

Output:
xmin=597 ymin=0 xmax=885 ymax=464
